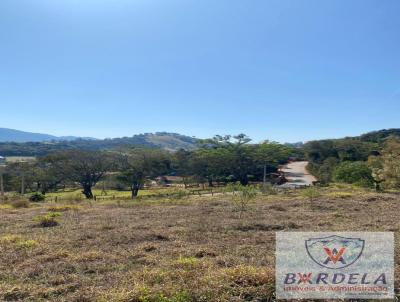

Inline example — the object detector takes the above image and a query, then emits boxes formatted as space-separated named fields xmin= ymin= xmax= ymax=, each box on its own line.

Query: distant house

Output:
xmin=0 ymin=156 xmax=5 ymax=165
xmin=155 ymin=175 xmax=184 ymax=186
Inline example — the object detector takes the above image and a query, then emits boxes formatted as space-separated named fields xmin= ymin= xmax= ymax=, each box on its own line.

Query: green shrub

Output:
xmin=301 ymin=187 xmax=321 ymax=201
xmin=33 ymin=214 xmax=61 ymax=227
xmin=225 ymin=183 xmax=258 ymax=218
xmin=29 ymin=193 xmax=45 ymax=202
xmin=333 ymin=161 xmax=374 ymax=188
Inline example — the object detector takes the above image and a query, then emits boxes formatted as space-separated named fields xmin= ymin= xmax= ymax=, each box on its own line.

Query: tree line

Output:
xmin=0 ymin=135 xmax=299 ymax=199
xmin=0 ymin=133 xmax=197 ymax=156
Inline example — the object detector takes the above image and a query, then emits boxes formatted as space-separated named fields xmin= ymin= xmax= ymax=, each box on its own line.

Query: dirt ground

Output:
xmin=0 ymin=187 xmax=399 ymax=301
xmin=280 ymin=161 xmax=317 ymax=187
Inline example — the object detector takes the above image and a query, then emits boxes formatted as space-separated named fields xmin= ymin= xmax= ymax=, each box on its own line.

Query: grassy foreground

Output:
xmin=0 ymin=186 xmax=399 ymax=301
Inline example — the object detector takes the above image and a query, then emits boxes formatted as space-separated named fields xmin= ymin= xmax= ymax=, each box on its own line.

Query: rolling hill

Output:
xmin=0 ymin=129 xmax=199 ymax=156
xmin=0 ymin=128 xmax=94 ymax=143
xmin=0 ymin=128 xmax=58 ymax=142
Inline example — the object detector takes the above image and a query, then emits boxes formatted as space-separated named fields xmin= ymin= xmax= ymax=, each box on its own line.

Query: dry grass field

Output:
xmin=0 ymin=186 xmax=399 ymax=301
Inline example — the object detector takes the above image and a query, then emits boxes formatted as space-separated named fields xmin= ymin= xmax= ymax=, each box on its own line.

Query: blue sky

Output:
xmin=0 ymin=0 xmax=399 ymax=143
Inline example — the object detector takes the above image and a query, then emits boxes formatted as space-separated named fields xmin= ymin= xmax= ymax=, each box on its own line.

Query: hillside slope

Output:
xmin=0 ymin=131 xmax=199 ymax=156
xmin=0 ymin=128 xmax=58 ymax=142
xmin=0 ymin=128 xmax=95 ymax=143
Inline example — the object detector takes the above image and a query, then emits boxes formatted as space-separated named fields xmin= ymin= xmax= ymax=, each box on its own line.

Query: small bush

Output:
xmin=225 ymin=183 xmax=258 ymax=218
xmin=33 ymin=214 xmax=60 ymax=227
xmin=29 ymin=193 xmax=45 ymax=202
xmin=301 ymin=187 xmax=321 ymax=201
xmin=333 ymin=161 xmax=374 ymax=188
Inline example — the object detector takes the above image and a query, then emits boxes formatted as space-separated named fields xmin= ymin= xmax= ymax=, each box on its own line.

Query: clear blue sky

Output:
xmin=0 ymin=0 xmax=399 ymax=143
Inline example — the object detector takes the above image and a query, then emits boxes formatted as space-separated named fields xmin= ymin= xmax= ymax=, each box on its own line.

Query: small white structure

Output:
xmin=0 ymin=156 xmax=5 ymax=165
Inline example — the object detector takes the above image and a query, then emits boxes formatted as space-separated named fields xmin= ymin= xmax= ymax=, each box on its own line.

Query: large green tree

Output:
xmin=117 ymin=148 xmax=170 ymax=198
xmin=48 ymin=150 xmax=114 ymax=199
xmin=255 ymin=141 xmax=293 ymax=184
xmin=201 ymin=134 xmax=254 ymax=185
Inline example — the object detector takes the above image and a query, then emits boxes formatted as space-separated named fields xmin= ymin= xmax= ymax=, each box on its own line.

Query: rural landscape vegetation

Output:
xmin=0 ymin=127 xmax=400 ymax=301
xmin=1 ymin=0 xmax=399 ymax=301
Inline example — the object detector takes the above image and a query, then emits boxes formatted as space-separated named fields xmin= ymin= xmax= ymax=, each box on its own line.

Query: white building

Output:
xmin=0 ymin=156 xmax=5 ymax=164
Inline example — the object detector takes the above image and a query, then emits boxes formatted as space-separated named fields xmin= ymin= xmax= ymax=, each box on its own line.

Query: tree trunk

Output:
xmin=375 ymin=181 xmax=383 ymax=192
xmin=131 ymin=183 xmax=140 ymax=199
xmin=263 ymin=164 xmax=267 ymax=185
xmin=82 ymin=185 xmax=94 ymax=199
xmin=0 ymin=171 xmax=4 ymax=202
xmin=21 ymin=172 xmax=25 ymax=195
xmin=131 ymin=188 xmax=139 ymax=198
xmin=208 ymin=178 xmax=214 ymax=187
xmin=239 ymin=176 xmax=249 ymax=186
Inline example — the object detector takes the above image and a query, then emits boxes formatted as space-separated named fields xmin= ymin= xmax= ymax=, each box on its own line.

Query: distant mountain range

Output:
xmin=0 ymin=128 xmax=96 ymax=143
xmin=1 ymin=127 xmax=399 ymax=157
xmin=0 ymin=128 xmax=199 ymax=156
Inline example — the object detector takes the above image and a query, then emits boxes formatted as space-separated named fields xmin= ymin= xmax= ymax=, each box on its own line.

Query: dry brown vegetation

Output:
xmin=0 ymin=186 xmax=399 ymax=301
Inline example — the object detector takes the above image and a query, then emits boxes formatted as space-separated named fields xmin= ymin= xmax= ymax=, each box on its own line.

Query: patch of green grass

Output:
xmin=0 ymin=204 xmax=13 ymax=210
xmin=0 ymin=235 xmax=38 ymax=250
xmin=176 ymin=256 xmax=199 ymax=266
xmin=16 ymin=239 xmax=38 ymax=250
xmin=46 ymin=211 xmax=63 ymax=218
xmin=0 ymin=234 xmax=22 ymax=244
xmin=43 ymin=186 xmax=221 ymax=203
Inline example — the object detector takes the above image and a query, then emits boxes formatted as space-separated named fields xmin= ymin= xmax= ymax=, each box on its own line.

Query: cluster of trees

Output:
xmin=304 ymin=138 xmax=377 ymax=183
xmin=173 ymin=135 xmax=298 ymax=187
xmin=1 ymin=135 xmax=299 ymax=199
xmin=305 ymin=135 xmax=400 ymax=190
